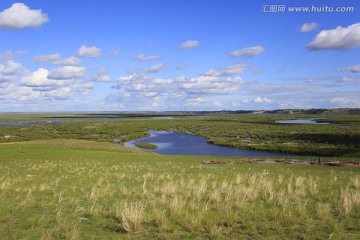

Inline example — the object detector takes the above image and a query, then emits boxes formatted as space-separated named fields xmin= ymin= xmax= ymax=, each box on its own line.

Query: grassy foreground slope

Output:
xmin=0 ymin=140 xmax=359 ymax=239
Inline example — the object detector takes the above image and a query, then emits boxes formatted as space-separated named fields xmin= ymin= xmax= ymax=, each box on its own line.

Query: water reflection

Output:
xmin=125 ymin=130 xmax=291 ymax=157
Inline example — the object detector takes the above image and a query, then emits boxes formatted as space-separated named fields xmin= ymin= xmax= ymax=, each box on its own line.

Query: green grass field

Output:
xmin=1 ymin=139 xmax=359 ymax=239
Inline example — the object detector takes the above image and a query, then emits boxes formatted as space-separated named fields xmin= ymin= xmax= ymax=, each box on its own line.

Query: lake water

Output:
xmin=275 ymin=119 xmax=328 ymax=124
xmin=125 ymin=130 xmax=291 ymax=157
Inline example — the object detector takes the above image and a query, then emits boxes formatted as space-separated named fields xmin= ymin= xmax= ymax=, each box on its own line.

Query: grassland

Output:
xmin=1 ymin=112 xmax=360 ymax=157
xmin=0 ymin=139 xmax=359 ymax=239
xmin=0 ymin=112 xmax=360 ymax=239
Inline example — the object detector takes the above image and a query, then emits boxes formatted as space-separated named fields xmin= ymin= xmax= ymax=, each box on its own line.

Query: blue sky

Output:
xmin=0 ymin=0 xmax=359 ymax=112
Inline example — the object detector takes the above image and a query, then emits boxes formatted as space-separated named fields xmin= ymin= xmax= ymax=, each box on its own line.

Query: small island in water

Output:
xmin=135 ymin=142 xmax=158 ymax=149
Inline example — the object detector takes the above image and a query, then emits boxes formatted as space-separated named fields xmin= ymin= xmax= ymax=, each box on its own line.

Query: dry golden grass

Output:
xmin=118 ymin=202 xmax=144 ymax=232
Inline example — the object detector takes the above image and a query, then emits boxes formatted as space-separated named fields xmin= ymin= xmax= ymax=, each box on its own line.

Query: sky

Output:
xmin=0 ymin=0 xmax=360 ymax=112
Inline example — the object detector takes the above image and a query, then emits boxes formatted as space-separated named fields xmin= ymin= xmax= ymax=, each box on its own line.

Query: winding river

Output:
xmin=125 ymin=130 xmax=292 ymax=157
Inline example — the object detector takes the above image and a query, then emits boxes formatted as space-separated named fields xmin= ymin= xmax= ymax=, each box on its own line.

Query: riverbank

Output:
xmin=1 ymin=112 xmax=359 ymax=157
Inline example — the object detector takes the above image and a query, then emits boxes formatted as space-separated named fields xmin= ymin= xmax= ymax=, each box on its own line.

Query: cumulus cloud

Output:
xmin=0 ymin=50 xmax=26 ymax=61
xmin=146 ymin=64 xmax=166 ymax=73
xmin=34 ymin=53 xmax=81 ymax=66
xmin=0 ymin=3 xmax=49 ymax=29
xmin=0 ymin=61 xmax=23 ymax=83
xmin=20 ymin=68 xmax=94 ymax=102
xmin=331 ymin=96 xmax=360 ymax=107
xmin=0 ymin=60 xmax=22 ymax=76
xmin=48 ymin=66 xmax=86 ymax=80
xmin=337 ymin=65 xmax=360 ymax=73
xmin=202 ymin=63 xmax=255 ymax=77
xmin=307 ymin=22 xmax=360 ymax=50
xmin=230 ymin=46 xmax=265 ymax=58
xmin=185 ymin=97 xmax=204 ymax=106
xmin=145 ymin=91 xmax=158 ymax=97
xmin=21 ymin=68 xmax=63 ymax=88
xmin=117 ymin=73 xmax=152 ymax=83
xmin=133 ymin=54 xmax=161 ymax=62
xmin=181 ymin=75 xmax=245 ymax=94
xmin=180 ymin=40 xmax=200 ymax=49
xmin=0 ymin=61 xmax=22 ymax=82
xmin=300 ymin=22 xmax=318 ymax=32
xmin=254 ymin=97 xmax=272 ymax=103
xmin=109 ymin=72 xmax=176 ymax=109
xmin=114 ymin=73 xmax=173 ymax=92
xmin=76 ymin=45 xmax=102 ymax=58
xmin=91 ymin=69 xmax=112 ymax=82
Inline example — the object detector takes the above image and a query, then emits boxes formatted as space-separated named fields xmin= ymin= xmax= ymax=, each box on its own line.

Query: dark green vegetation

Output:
xmin=1 ymin=111 xmax=360 ymax=157
xmin=135 ymin=142 xmax=158 ymax=149
xmin=0 ymin=140 xmax=359 ymax=239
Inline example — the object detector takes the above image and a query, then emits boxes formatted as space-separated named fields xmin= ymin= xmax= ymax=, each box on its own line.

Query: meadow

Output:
xmin=0 ymin=112 xmax=359 ymax=239
xmin=0 ymin=140 xmax=359 ymax=239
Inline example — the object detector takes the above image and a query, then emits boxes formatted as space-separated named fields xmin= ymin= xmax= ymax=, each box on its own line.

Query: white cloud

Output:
xmin=133 ymin=54 xmax=161 ymax=62
xmin=222 ymin=63 xmax=252 ymax=76
xmin=19 ymin=68 xmax=95 ymax=102
xmin=180 ymin=40 xmax=200 ymax=49
xmin=230 ymin=46 xmax=265 ymax=58
xmin=0 ymin=3 xmax=48 ymax=29
xmin=214 ymin=101 xmax=223 ymax=107
xmin=300 ymin=22 xmax=318 ymax=32
xmin=331 ymin=97 xmax=360 ymax=107
xmin=48 ymin=66 xmax=86 ymax=80
xmin=0 ymin=60 xmax=22 ymax=76
xmin=181 ymin=75 xmax=245 ymax=94
xmin=145 ymin=91 xmax=158 ymax=97
xmin=76 ymin=45 xmax=102 ymax=58
xmin=91 ymin=69 xmax=112 ymax=82
xmin=0 ymin=60 xmax=23 ymax=83
xmin=21 ymin=68 xmax=62 ymax=88
xmin=34 ymin=53 xmax=81 ymax=66
xmin=338 ymin=65 xmax=360 ymax=73
xmin=42 ymin=87 xmax=73 ymax=99
xmin=153 ymin=78 xmax=173 ymax=84
xmin=185 ymin=97 xmax=204 ymax=106
xmin=117 ymin=73 xmax=152 ymax=82
xmin=337 ymin=76 xmax=356 ymax=84
xmin=114 ymin=73 xmax=172 ymax=93
xmin=151 ymin=97 xmax=163 ymax=107
xmin=307 ymin=22 xmax=360 ymax=50
xmin=232 ymin=102 xmax=242 ymax=107
xmin=146 ymin=64 xmax=166 ymax=73
xmin=132 ymin=83 xmax=146 ymax=91
xmin=254 ymin=97 xmax=272 ymax=103
xmin=202 ymin=63 xmax=254 ymax=77
xmin=202 ymin=69 xmax=221 ymax=77
xmin=0 ymin=50 xmax=26 ymax=61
